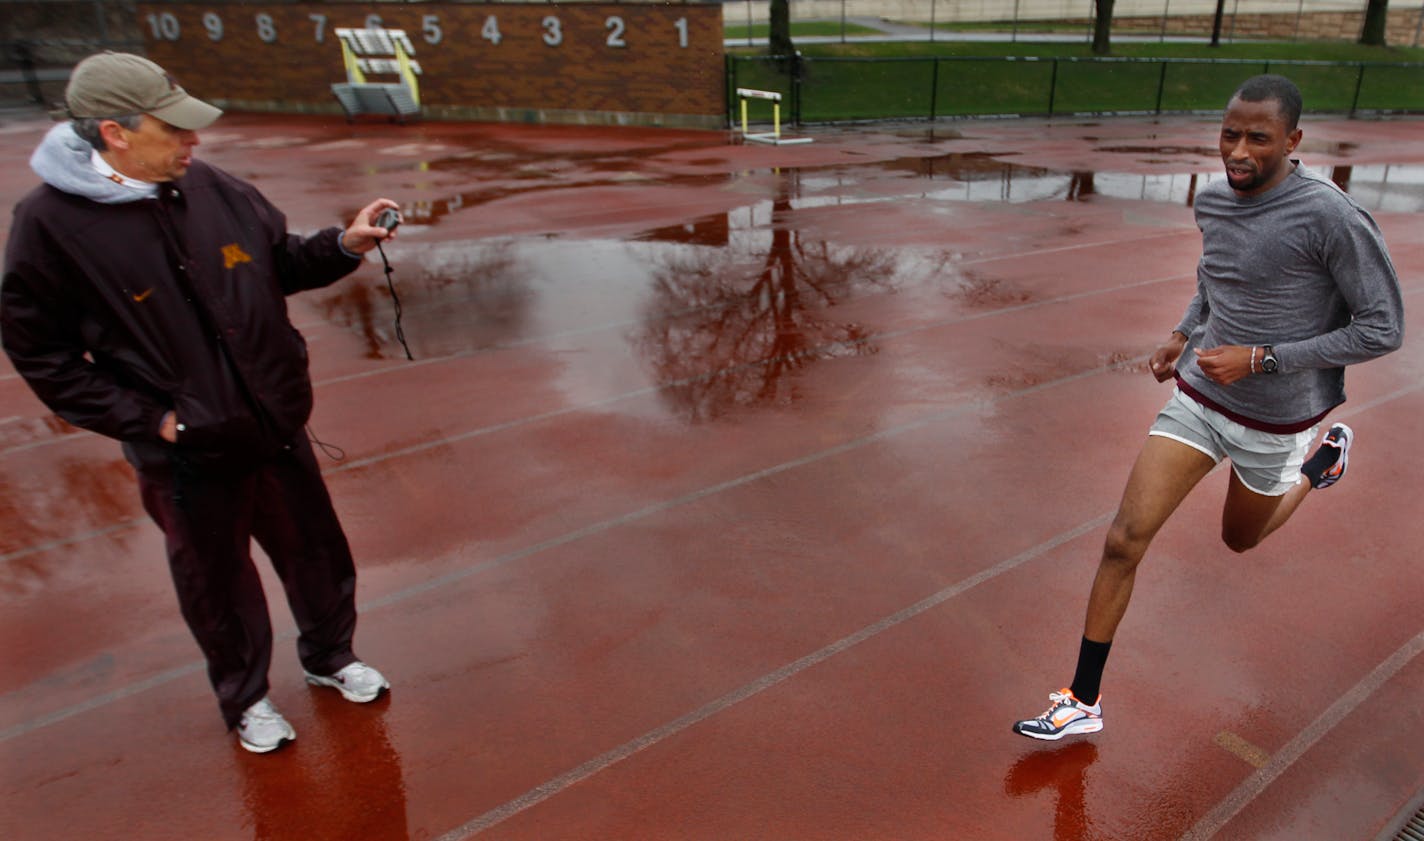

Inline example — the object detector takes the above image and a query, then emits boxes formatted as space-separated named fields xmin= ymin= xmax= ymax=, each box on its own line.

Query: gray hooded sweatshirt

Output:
xmin=29 ymin=122 xmax=155 ymax=204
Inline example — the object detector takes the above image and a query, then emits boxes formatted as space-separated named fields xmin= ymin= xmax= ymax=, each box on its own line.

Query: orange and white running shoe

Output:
xmin=1012 ymin=689 xmax=1103 ymax=741
xmin=1312 ymin=423 xmax=1353 ymax=489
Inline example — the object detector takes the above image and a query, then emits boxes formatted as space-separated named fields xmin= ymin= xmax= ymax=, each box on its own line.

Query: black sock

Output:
xmin=1300 ymin=440 xmax=1339 ymax=486
xmin=1069 ymin=636 xmax=1111 ymax=705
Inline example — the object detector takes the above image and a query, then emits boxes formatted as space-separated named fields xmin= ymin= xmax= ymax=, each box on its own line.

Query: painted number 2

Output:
xmin=605 ymin=16 xmax=626 ymax=48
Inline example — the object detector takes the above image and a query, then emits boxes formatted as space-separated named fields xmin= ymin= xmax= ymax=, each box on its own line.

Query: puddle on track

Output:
xmin=308 ymin=145 xmax=1423 ymax=426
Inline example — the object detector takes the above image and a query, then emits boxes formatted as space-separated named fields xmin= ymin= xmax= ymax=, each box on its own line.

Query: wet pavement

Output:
xmin=1 ymin=107 xmax=1422 ymax=840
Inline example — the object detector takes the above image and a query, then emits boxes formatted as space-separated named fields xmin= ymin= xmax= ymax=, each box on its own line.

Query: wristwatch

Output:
xmin=1260 ymin=345 xmax=1279 ymax=374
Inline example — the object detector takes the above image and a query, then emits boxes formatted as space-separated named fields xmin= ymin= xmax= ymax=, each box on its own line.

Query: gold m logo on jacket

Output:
xmin=222 ymin=243 xmax=253 ymax=269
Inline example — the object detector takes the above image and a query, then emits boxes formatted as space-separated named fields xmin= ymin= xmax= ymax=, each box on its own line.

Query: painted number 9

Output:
xmin=202 ymin=12 xmax=223 ymax=41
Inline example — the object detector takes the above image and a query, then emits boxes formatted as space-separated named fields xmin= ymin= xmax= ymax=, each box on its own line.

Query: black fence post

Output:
xmin=1048 ymin=59 xmax=1059 ymax=116
xmin=1350 ymin=63 xmax=1366 ymax=116
xmin=1156 ymin=61 xmax=1168 ymax=114
xmin=929 ymin=57 xmax=939 ymax=120
xmin=793 ymin=52 xmax=804 ymax=127
xmin=725 ymin=55 xmax=736 ymax=129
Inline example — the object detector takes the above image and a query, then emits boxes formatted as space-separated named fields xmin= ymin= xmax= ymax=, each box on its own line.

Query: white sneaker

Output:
xmin=1012 ymin=688 xmax=1104 ymax=741
xmin=236 ymin=697 xmax=296 ymax=753
xmin=304 ymin=661 xmax=390 ymax=703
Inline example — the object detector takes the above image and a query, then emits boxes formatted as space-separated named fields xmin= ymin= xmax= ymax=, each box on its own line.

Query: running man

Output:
xmin=1012 ymin=74 xmax=1405 ymax=740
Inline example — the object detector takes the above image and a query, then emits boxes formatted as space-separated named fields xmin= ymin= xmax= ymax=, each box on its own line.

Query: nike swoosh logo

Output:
xmin=132 ymin=288 xmax=155 ymax=302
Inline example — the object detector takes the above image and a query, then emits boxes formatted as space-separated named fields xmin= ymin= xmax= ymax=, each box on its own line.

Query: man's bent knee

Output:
xmin=1102 ymin=523 xmax=1151 ymax=570
xmin=1221 ymin=525 xmax=1263 ymax=554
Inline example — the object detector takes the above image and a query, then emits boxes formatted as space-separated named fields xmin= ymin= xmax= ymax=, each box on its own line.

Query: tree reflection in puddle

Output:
xmin=631 ymin=169 xmax=897 ymax=423
xmin=311 ymin=241 xmax=531 ymax=360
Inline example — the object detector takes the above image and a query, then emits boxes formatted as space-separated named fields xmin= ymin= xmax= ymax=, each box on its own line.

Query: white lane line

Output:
xmin=0 ymin=519 xmax=145 ymax=565
xmin=1179 ymin=628 xmax=1424 ymax=841
xmin=0 ymin=227 xmax=1204 ymax=459
xmin=330 ymin=270 xmax=1187 ymax=473
xmin=426 ymin=386 xmax=1424 ymax=839
xmin=5 ymin=376 xmax=1423 ymax=738
xmin=0 ymin=662 xmax=205 ymax=743
xmin=0 ymin=268 xmax=1188 ymax=559
xmin=433 ymin=512 xmax=1116 ymax=841
xmin=0 ymin=357 xmax=1114 ymax=739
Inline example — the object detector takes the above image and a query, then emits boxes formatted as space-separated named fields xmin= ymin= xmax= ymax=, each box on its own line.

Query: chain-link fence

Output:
xmin=729 ymin=53 xmax=1424 ymax=121
xmin=723 ymin=0 xmax=1424 ymax=46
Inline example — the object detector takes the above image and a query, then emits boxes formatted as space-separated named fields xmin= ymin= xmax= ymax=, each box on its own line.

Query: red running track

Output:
xmin=1 ymin=108 xmax=1422 ymax=841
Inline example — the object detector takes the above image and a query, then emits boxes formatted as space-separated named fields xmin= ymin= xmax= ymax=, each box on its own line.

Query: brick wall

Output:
xmin=136 ymin=2 xmax=725 ymax=128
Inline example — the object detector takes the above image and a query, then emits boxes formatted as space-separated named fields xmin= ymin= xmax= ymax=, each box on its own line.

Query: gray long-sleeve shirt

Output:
xmin=1174 ymin=162 xmax=1404 ymax=430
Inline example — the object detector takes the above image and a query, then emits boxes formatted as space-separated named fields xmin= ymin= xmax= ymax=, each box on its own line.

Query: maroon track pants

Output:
xmin=137 ymin=438 xmax=359 ymax=729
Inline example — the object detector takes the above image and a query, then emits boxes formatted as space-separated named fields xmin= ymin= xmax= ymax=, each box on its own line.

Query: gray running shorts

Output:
xmin=1149 ymin=387 xmax=1318 ymax=497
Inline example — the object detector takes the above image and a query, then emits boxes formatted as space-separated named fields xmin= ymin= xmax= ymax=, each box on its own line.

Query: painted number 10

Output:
xmin=146 ymin=11 xmax=180 ymax=40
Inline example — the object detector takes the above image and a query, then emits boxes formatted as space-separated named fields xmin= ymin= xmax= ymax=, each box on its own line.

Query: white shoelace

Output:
xmin=1038 ymin=691 xmax=1075 ymax=720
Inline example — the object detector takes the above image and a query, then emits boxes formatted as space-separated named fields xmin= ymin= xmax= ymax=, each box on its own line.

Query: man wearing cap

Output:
xmin=1 ymin=52 xmax=398 ymax=753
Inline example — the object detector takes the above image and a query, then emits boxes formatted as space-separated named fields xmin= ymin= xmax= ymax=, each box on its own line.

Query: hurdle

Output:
xmin=736 ymin=88 xmax=813 ymax=145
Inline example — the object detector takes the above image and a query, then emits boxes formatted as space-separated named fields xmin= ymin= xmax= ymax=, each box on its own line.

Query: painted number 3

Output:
xmin=541 ymin=16 xmax=562 ymax=47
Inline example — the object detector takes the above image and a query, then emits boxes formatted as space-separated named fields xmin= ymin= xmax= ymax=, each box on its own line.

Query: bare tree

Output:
xmin=1210 ymin=0 xmax=1227 ymax=45
xmin=631 ymin=172 xmax=892 ymax=422
xmin=1092 ymin=0 xmax=1115 ymax=54
xmin=769 ymin=0 xmax=795 ymax=57
xmin=1359 ymin=0 xmax=1390 ymax=45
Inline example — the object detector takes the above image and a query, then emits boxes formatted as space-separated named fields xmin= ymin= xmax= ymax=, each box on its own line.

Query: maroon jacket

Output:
xmin=2 ymin=160 xmax=361 ymax=472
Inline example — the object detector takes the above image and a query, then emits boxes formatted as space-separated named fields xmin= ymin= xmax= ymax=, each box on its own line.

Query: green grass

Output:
xmin=723 ymin=21 xmax=884 ymax=40
xmin=770 ymin=40 xmax=1424 ymax=61
xmin=728 ymin=39 xmax=1424 ymax=120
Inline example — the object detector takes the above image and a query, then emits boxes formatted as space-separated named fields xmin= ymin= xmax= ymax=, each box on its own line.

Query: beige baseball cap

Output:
xmin=64 ymin=52 xmax=221 ymax=130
